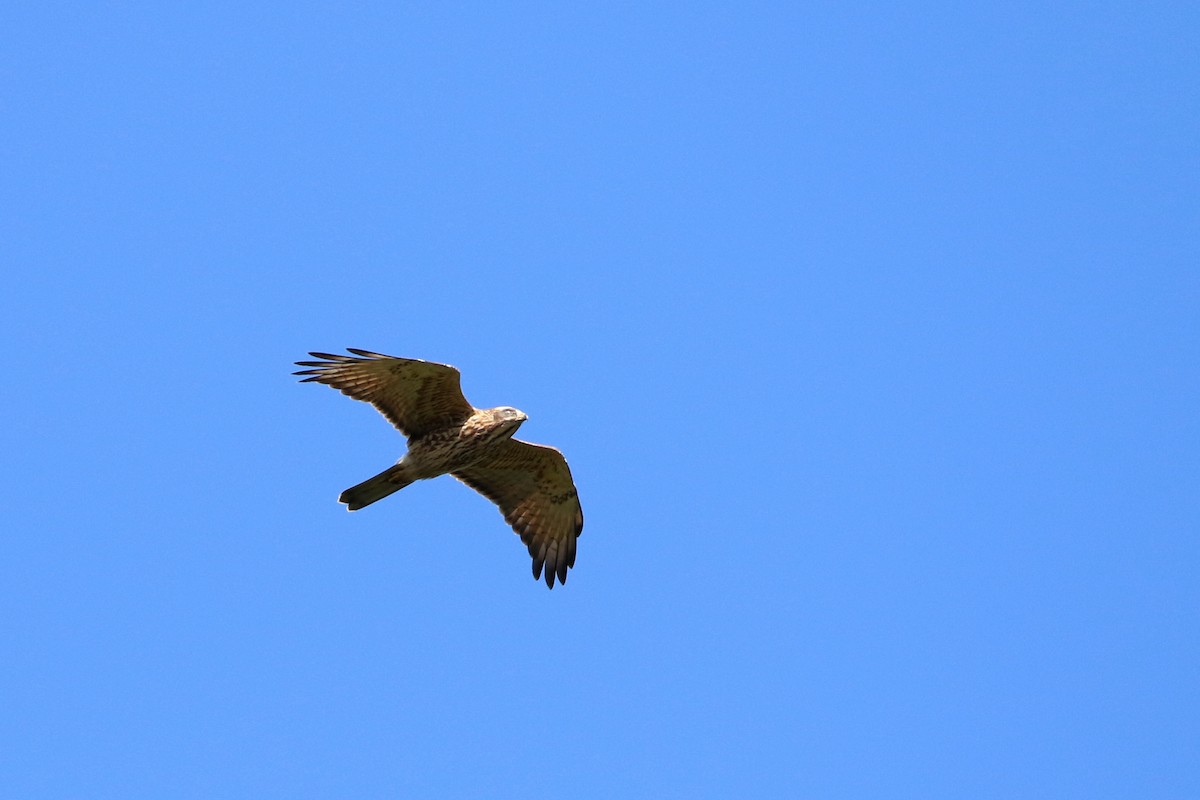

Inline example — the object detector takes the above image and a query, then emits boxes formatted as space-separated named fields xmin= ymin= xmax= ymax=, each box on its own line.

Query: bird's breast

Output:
xmin=405 ymin=427 xmax=493 ymax=477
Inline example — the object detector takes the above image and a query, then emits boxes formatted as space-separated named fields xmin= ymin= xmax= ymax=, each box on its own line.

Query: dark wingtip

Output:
xmin=309 ymin=351 xmax=364 ymax=362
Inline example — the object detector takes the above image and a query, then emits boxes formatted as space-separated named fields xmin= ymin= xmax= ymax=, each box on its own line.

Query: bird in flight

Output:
xmin=294 ymin=349 xmax=583 ymax=587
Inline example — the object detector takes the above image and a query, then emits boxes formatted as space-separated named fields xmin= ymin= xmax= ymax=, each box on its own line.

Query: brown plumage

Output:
xmin=294 ymin=348 xmax=583 ymax=587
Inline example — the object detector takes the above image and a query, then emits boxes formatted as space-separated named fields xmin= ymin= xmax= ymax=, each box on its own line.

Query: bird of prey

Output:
xmin=294 ymin=349 xmax=583 ymax=587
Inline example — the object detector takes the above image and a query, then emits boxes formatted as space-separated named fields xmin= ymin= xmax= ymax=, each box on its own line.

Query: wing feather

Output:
xmin=452 ymin=439 xmax=584 ymax=588
xmin=294 ymin=349 xmax=474 ymax=438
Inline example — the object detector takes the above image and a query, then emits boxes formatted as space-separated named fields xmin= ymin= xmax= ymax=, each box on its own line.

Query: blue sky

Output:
xmin=2 ymin=2 xmax=1197 ymax=797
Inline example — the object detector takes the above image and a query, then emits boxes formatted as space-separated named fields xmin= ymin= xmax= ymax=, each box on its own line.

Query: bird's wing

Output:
xmin=294 ymin=349 xmax=475 ymax=438
xmin=452 ymin=439 xmax=584 ymax=588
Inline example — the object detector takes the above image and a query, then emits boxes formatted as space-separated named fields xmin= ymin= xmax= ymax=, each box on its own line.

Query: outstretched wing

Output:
xmin=294 ymin=349 xmax=475 ymax=438
xmin=452 ymin=439 xmax=584 ymax=588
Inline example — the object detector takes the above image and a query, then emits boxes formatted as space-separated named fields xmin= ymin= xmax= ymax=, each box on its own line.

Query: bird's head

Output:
xmin=491 ymin=406 xmax=528 ymax=437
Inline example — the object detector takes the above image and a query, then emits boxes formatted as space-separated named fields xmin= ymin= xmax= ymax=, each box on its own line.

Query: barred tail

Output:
xmin=339 ymin=464 xmax=413 ymax=511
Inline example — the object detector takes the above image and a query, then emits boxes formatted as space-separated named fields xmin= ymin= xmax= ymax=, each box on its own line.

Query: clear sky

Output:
xmin=2 ymin=3 xmax=1197 ymax=798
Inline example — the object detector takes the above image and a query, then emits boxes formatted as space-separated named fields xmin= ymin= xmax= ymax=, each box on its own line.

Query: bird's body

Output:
xmin=338 ymin=407 xmax=528 ymax=508
xmin=294 ymin=349 xmax=583 ymax=587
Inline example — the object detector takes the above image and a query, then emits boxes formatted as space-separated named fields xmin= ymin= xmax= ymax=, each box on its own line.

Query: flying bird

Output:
xmin=294 ymin=349 xmax=583 ymax=587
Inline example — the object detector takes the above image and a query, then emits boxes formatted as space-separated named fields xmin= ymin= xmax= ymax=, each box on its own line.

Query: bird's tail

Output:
xmin=339 ymin=464 xmax=414 ymax=511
